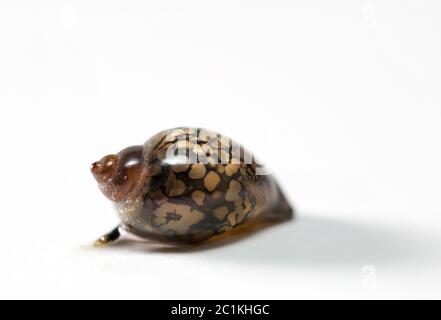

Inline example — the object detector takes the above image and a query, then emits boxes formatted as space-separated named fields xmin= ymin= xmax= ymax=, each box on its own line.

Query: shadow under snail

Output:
xmin=91 ymin=127 xmax=293 ymax=246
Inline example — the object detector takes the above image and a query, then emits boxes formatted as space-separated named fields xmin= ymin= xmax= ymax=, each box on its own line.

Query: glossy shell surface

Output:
xmin=108 ymin=128 xmax=291 ymax=243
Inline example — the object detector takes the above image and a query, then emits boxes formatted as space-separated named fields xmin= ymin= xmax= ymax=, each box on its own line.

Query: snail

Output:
xmin=91 ymin=127 xmax=293 ymax=246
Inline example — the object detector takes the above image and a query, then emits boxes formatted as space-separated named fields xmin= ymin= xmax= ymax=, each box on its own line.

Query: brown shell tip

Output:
xmin=90 ymin=154 xmax=119 ymax=182
xmin=90 ymin=161 xmax=101 ymax=174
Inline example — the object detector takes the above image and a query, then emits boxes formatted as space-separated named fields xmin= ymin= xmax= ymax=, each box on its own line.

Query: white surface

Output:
xmin=0 ymin=1 xmax=440 ymax=299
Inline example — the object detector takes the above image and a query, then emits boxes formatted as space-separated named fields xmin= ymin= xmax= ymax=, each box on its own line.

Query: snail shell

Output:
xmin=91 ymin=128 xmax=292 ymax=244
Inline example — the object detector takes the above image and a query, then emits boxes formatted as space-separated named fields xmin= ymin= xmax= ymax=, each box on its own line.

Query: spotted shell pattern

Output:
xmin=98 ymin=128 xmax=292 ymax=243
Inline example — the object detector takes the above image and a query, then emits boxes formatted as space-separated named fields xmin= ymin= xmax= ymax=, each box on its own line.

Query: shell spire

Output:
xmin=91 ymin=146 xmax=144 ymax=202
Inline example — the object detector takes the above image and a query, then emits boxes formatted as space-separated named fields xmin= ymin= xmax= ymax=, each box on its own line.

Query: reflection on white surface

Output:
xmin=1 ymin=214 xmax=440 ymax=299
xmin=209 ymin=216 xmax=441 ymax=266
xmin=109 ymin=215 xmax=441 ymax=267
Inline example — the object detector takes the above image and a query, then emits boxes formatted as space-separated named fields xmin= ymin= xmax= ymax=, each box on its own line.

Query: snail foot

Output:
xmin=94 ymin=225 xmax=122 ymax=247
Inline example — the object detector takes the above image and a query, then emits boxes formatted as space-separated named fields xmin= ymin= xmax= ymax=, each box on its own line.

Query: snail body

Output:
xmin=91 ymin=127 xmax=292 ymax=245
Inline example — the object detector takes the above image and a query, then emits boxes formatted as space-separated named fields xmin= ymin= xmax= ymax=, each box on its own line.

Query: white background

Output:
xmin=0 ymin=1 xmax=440 ymax=299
